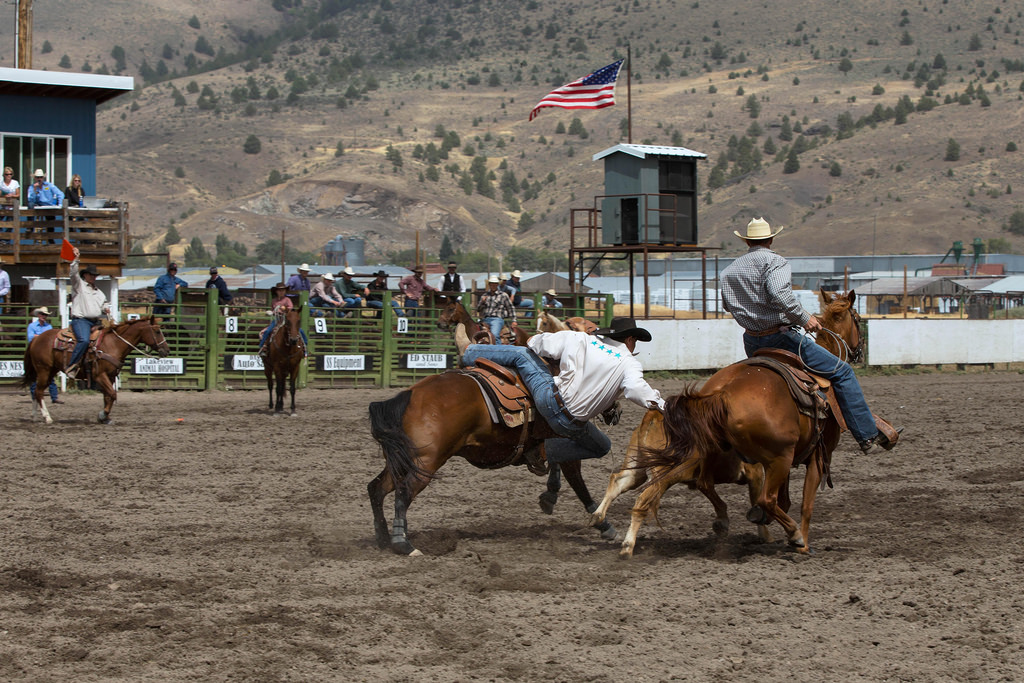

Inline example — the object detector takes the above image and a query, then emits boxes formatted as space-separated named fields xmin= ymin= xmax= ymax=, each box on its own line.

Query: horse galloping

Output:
xmin=368 ymin=370 xmax=615 ymax=556
xmin=634 ymin=289 xmax=864 ymax=554
xmin=264 ymin=305 xmax=306 ymax=416
xmin=22 ymin=316 xmax=170 ymax=424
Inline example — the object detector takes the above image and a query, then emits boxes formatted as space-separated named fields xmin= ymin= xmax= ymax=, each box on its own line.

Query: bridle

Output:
xmin=110 ymin=320 xmax=169 ymax=358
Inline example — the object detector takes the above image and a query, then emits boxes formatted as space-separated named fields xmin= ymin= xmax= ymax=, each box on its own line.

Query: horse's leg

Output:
xmin=539 ymin=465 xmax=561 ymax=514
xmin=92 ymin=371 xmax=117 ymax=423
xmin=389 ymin=471 xmax=434 ymax=556
xmin=33 ymin=361 xmax=53 ymax=424
xmin=560 ymin=460 xmax=617 ymax=541
xmin=694 ymin=478 xmax=731 ymax=537
xmin=619 ymin=470 xmax=674 ymax=559
xmin=590 ymin=460 xmax=647 ymax=527
xmin=794 ymin=454 xmax=824 ymax=554
xmin=367 ymin=468 xmax=394 ymax=549
xmin=275 ymin=372 xmax=286 ymax=413
xmin=288 ymin=364 xmax=298 ymax=416
xmin=740 ymin=462 xmax=773 ymax=543
xmin=265 ymin=368 xmax=274 ymax=411
xmin=755 ymin=455 xmax=802 ymax=547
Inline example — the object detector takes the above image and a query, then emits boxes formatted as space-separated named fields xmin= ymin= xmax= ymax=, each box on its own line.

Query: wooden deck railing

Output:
xmin=0 ymin=200 xmax=129 ymax=267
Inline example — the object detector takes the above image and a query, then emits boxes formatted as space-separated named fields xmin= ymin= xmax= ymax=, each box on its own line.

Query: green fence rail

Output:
xmin=0 ymin=291 xmax=614 ymax=390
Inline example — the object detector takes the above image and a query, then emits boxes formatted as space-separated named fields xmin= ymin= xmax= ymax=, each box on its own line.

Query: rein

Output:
xmin=109 ymin=322 xmax=167 ymax=359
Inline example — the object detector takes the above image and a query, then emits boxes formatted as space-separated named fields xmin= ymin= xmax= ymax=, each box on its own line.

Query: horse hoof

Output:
xmin=746 ymin=505 xmax=769 ymax=525
xmin=391 ymin=540 xmax=418 ymax=555
xmin=598 ymin=523 xmax=617 ymax=541
xmin=712 ymin=519 xmax=730 ymax=536
xmin=538 ymin=491 xmax=557 ymax=515
xmin=618 ymin=546 xmax=635 ymax=560
xmin=289 ymin=412 xmax=298 ymax=417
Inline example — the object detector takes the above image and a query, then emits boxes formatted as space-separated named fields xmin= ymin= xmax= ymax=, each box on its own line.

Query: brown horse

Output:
xmin=633 ymin=289 xmax=863 ymax=555
xmin=368 ymin=372 xmax=616 ymax=556
xmin=22 ymin=316 xmax=169 ymax=424
xmin=263 ymin=305 xmax=306 ymax=416
xmin=536 ymin=311 xmax=599 ymax=334
xmin=437 ymin=296 xmax=529 ymax=354
xmin=589 ymin=409 xmax=772 ymax=558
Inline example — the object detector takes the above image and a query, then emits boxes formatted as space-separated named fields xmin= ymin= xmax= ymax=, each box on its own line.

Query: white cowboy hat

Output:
xmin=511 ymin=270 xmax=522 ymax=278
xmin=33 ymin=306 xmax=52 ymax=316
xmin=342 ymin=266 xmax=355 ymax=276
xmin=298 ymin=263 xmax=310 ymax=272
xmin=545 ymin=289 xmax=557 ymax=296
xmin=487 ymin=276 xmax=500 ymax=284
xmin=734 ymin=217 xmax=784 ymax=240
xmin=322 ymin=272 xmax=335 ymax=281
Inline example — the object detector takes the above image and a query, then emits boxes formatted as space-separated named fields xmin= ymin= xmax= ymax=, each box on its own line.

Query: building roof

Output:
xmin=856 ymin=276 xmax=968 ymax=296
xmin=0 ymin=67 xmax=134 ymax=104
xmin=592 ymin=144 xmax=708 ymax=161
xmin=978 ymin=275 xmax=1024 ymax=294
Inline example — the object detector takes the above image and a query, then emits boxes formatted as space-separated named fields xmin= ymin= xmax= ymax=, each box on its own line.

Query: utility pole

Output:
xmin=17 ymin=0 xmax=33 ymax=69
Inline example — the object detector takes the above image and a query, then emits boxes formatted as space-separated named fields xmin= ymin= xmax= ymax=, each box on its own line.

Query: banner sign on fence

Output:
xmin=229 ymin=355 xmax=265 ymax=371
xmin=132 ymin=357 xmax=185 ymax=374
xmin=318 ymin=355 xmax=368 ymax=372
xmin=404 ymin=353 xmax=450 ymax=369
xmin=0 ymin=360 xmax=23 ymax=378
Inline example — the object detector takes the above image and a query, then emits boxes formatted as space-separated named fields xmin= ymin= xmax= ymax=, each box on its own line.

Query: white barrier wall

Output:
xmin=632 ymin=318 xmax=1024 ymax=371
xmin=865 ymin=319 xmax=1024 ymax=365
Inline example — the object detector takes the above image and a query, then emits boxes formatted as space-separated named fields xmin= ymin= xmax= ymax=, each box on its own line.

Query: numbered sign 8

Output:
xmin=225 ymin=317 xmax=239 ymax=334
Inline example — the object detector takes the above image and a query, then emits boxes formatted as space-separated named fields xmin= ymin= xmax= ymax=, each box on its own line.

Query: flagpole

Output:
xmin=627 ymin=44 xmax=632 ymax=144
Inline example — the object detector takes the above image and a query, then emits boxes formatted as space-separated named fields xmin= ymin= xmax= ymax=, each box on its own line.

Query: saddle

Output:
xmin=456 ymin=357 xmax=548 ymax=475
xmin=54 ymin=324 xmax=110 ymax=367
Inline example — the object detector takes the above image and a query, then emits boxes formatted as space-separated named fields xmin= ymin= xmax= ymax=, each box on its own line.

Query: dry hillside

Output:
xmin=9 ymin=0 xmax=1024 ymax=263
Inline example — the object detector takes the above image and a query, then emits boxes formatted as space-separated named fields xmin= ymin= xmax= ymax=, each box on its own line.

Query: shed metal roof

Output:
xmin=0 ymin=67 xmax=134 ymax=104
xmin=978 ymin=275 xmax=1024 ymax=294
xmin=857 ymin=277 xmax=968 ymax=296
xmin=592 ymin=144 xmax=707 ymax=161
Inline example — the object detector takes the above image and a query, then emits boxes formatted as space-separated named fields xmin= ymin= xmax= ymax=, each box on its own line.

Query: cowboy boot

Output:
xmin=65 ymin=362 xmax=79 ymax=380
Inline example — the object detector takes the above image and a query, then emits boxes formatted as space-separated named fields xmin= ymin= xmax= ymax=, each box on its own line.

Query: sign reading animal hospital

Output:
xmin=132 ymin=357 xmax=185 ymax=374
xmin=0 ymin=360 xmax=23 ymax=378
xmin=231 ymin=355 xmax=264 ymax=371
xmin=405 ymin=353 xmax=448 ymax=369
xmin=320 ymin=355 xmax=366 ymax=371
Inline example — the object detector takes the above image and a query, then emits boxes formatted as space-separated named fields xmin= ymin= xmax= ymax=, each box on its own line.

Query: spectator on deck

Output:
xmin=206 ymin=267 xmax=233 ymax=306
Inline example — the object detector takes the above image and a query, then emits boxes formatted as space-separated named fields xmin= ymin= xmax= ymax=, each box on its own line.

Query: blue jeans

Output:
xmin=366 ymin=300 xmax=403 ymax=318
xmin=404 ymin=299 xmax=420 ymax=317
xmin=461 ymin=344 xmax=611 ymax=462
xmin=481 ymin=316 xmax=505 ymax=342
xmin=342 ymin=296 xmax=361 ymax=309
xmin=744 ymin=328 xmax=878 ymax=444
xmin=261 ymin=322 xmax=308 ymax=346
xmin=30 ymin=380 xmax=59 ymax=402
xmin=70 ymin=317 xmax=97 ymax=366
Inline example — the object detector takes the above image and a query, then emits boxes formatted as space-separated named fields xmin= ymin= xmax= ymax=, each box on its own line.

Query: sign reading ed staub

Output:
xmin=133 ymin=357 xmax=185 ymax=374
xmin=406 ymin=353 xmax=447 ymax=369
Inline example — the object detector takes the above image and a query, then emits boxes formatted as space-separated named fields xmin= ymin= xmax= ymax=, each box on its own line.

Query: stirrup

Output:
xmin=65 ymin=363 xmax=79 ymax=379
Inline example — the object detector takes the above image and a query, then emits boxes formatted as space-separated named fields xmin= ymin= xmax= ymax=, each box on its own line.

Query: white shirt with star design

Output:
xmin=527 ymin=330 xmax=665 ymax=421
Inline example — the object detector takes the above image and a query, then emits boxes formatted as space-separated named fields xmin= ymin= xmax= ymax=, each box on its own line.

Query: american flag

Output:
xmin=529 ymin=59 xmax=624 ymax=121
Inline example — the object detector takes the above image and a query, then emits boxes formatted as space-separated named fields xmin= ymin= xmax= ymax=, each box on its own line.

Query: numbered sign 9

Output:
xmin=225 ymin=317 xmax=239 ymax=334
xmin=314 ymin=317 xmax=328 ymax=334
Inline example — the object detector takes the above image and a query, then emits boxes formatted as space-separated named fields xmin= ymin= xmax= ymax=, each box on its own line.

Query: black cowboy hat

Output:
xmin=594 ymin=317 xmax=652 ymax=342
xmin=374 ymin=270 xmax=388 ymax=278
xmin=271 ymin=282 xmax=287 ymax=291
xmin=81 ymin=264 xmax=100 ymax=276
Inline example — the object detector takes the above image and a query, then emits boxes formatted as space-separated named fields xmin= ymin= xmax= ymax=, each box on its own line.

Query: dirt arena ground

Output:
xmin=1 ymin=371 xmax=1022 ymax=682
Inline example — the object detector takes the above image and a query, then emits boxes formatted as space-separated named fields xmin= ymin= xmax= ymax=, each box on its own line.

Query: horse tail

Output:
xmin=637 ymin=384 xmax=728 ymax=490
xmin=369 ymin=390 xmax=433 ymax=484
xmin=20 ymin=342 xmax=39 ymax=388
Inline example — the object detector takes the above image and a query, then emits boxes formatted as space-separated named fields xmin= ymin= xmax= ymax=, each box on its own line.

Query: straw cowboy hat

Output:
xmin=734 ymin=217 xmax=784 ymax=240
xmin=594 ymin=317 xmax=653 ymax=343
xmin=322 ymin=272 xmax=335 ymax=281
xmin=545 ymin=289 xmax=557 ymax=296
xmin=487 ymin=276 xmax=500 ymax=284
xmin=32 ymin=306 xmax=52 ymax=317
xmin=271 ymin=282 xmax=287 ymax=292
xmin=511 ymin=270 xmax=522 ymax=278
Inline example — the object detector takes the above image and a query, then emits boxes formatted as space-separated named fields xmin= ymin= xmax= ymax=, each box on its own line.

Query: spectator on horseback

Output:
xmin=366 ymin=270 xmax=403 ymax=318
xmin=309 ymin=272 xmax=344 ymax=316
xmin=66 ymin=247 xmax=111 ymax=380
xmin=462 ymin=317 xmax=665 ymax=464
xmin=397 ymin=266 xmax=438 ymax=317
xmin=153 ymin=262 xmax=187 ymax=317
xmin=259 ymin=283 xmax=306 ymax=358
xmin=206 ymin=267 xmax=234 ymax=306
xmin=336 ymin=266 xmax=369 ymax=316
xmin=476 ymin=276 xmax=517 ymax=343
xmin=287 ymin=264 xmax=312 ymax=293
xmin=720 ymin=217 xmax=901 ymax=455
xmin=439 ymin=261 xmax=466 ymax=301
xmin=27 ymin=307 xmax=62 ymax=404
